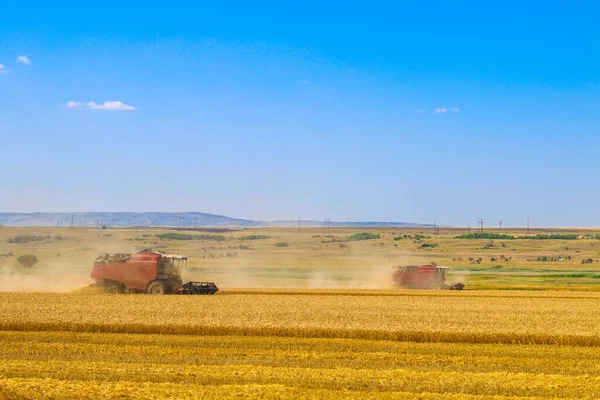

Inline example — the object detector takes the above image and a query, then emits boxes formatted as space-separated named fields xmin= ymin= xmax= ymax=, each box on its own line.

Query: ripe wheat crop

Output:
xmin=2 ymin=331 xmax=600 ymax=399
xmin=1 ymin=292 xmax=600 ymax=345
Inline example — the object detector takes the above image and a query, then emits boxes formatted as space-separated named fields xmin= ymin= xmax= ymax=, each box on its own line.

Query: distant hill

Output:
xmin=264 ymin=220 xmax=431 ymax=228
xmin=0 ymin=212 xmax=430 ymax=228
xmin=0 ymin=212 xmax=256 ymax=227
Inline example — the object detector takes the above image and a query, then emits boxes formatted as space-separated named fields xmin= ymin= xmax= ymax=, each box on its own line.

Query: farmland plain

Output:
xmin=1 ymin=226 xmax=600 ymax=398
xmin=1 ymin=225 xmax=600 ymax=290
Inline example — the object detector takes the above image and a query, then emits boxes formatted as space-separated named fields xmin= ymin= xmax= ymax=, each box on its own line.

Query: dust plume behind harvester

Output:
xmin=90 ymin=249 xmax=218 ymax=294
xmin=393 ymin=265 xmax=464 ymax=290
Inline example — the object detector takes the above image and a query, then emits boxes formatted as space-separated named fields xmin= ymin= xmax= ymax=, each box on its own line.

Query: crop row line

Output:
xmin=2 ymin=323 xmax=600 ymax=347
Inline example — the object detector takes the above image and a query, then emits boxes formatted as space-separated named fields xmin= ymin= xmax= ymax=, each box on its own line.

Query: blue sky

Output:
xmin=1 ymin=1 xmax=599 ymax=226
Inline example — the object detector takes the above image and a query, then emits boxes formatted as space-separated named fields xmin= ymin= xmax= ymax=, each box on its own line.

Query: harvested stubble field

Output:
xmin=2 ymin=291 xmax=600 ymax=399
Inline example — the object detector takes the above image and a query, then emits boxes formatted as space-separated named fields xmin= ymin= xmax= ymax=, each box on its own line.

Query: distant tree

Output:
xmin=17 ymin=254 xmax=38 ymax=268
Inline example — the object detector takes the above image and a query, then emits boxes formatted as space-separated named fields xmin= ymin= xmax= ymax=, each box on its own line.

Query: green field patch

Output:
xmin=156 ymin=233 xmax=227 ymax=241
xmin=240 ymin=235 xmax=271 ymax=241
xmin=348 ymin=232 xmax=381 ymax=241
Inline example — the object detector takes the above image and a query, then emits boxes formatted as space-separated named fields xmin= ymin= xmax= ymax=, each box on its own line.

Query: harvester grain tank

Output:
xmin=90 ymin=249 xmax=218 ymax=294
xmin=393 ymin=265 xmax=464 ymax=290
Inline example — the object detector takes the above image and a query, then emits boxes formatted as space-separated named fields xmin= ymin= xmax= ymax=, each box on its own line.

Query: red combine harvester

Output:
xmin=91 ymin=249 xmax=218 ymax=294
xmin=393 ymin=265 xmax=464 ymax=290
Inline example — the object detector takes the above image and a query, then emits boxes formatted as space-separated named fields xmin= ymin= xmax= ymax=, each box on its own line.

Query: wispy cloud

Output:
xmin=65 ymin=101 xmax=136 ymax=111
xmin=433 ymin=106 xmax=460 ymax=114
xmin=301 ymin=80 xmax=312 ymax=85
xmin=88 ymin=101 xmax=136 ymax=111
xmin=0 ymin=64 xmax=8 ymax=74
xmin=16 ymin=55 xmax=31 ymax=65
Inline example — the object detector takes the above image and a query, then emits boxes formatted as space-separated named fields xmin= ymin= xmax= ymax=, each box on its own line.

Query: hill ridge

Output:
xmin=0 ymin=212 xmax=429 ymax=228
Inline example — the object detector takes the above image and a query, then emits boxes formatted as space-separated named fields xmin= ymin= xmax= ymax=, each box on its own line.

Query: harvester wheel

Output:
xmin=105 ymin=283 xmax=125 ymax=294
xmin=147 ymin=281 xmax=167 ymax=295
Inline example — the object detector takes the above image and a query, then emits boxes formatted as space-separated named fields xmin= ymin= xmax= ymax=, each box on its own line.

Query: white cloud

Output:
xmin=87 ymin=101 xmax=136 ymax=111
xmin=65 ymin=100 xmax=136 ymax=111
xmin=16 ymin=55 xmax=31 ymax=65
xmin=65 ymin=101 xmax=82 ymax=108
xmin=301 ymin=80 xmax=312 ymax=85
xmin=433 ymin=106 xmax=460 ymax=114
xmin=0 ymin=64 xmax=8 ymax=74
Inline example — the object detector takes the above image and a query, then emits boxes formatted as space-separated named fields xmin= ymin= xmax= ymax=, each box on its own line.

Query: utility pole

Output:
xmin=527 ymin=218 xmax=530 ymax=234
xmin=323 ymin=218 xmax=331 ymax=235
xmin=194 ymin=217 xmax=197 ymax=229
xmin=433 ymin=219 xmax=437 ymax=235
xmin=70 ymin=215 xmax=75 ymax=230
xmin=499 ymin=221 xmax=502 ymax=229
xmin=297 ymin=217 xmax=300 ymax=232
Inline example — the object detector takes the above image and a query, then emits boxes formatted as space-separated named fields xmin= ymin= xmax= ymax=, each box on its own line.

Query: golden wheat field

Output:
xmin=2 ymin=227 xmax=600 ymax=398
xmin=2 ymin=291 xmax=600 ymax=344
xmin=2 ymin=291 xmax=600 ymax=399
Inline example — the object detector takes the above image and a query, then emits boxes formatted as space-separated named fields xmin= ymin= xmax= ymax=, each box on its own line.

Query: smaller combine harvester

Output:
xmin=393 ymin=265 xmax=464 ymax=290
xmin=91 ymin=249 xmax=218 ymax=294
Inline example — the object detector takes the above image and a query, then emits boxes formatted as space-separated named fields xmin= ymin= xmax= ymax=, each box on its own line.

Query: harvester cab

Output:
xmin=393 ymin=265 xmax=464 ymax=290
xmin=156 ymin=253 xmax=187 ymax=285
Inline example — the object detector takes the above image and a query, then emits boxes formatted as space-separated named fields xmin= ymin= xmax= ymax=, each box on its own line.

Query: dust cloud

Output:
xmin=0 ymin=234 xmax=412 ymax=292
xmin=183 ymin=252 xmax=410 ymax=290
xmin=0 ymin=256 xmax=93 ymax=293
